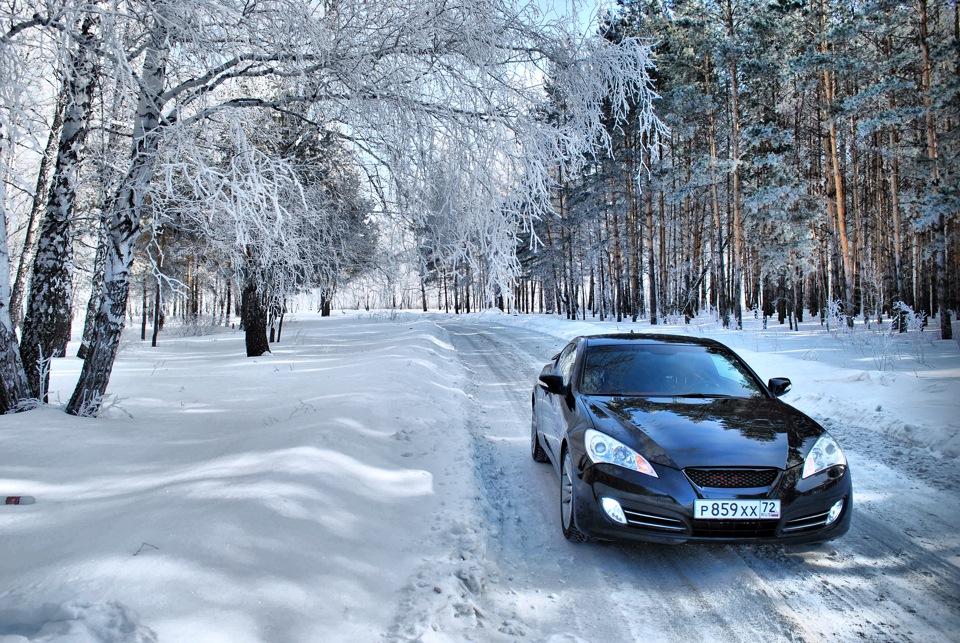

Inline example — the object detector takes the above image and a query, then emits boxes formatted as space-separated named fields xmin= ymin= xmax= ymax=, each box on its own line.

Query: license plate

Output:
xmin=694 ymin=499 xmax=780 ymax=520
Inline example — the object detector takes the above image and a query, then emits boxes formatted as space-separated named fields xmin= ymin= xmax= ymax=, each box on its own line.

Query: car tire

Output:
xmin=561 ymin=449 xmax=588 ymax=542
xmin=531 ymin=412 xmax=549 ymax=463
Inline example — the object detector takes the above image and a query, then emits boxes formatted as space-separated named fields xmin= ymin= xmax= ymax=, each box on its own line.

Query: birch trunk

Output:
xmin=0 ymin=126 xmax=32 ymax=413
xmin=20 ymin=15 xmax=98 ymax=399
xmin=9 ymin=84 xmax=66 ymax=331
xmin=66 ymin=31 xmax=169 ymax=416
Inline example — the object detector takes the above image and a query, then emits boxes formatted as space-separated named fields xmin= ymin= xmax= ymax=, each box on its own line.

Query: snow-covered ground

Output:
xmin=1 ymin=310 xmax=958 ymax=642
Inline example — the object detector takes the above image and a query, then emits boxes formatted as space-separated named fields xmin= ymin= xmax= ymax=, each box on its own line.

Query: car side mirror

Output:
xmin=768 ymin=377 xmax=792 ymax=397
xmin=538 ymin=373 xmax=567 ymax=396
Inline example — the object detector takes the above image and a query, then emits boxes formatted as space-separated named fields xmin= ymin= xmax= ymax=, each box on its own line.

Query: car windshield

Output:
xmin=579 ymin=343 xmax=765 ymax=398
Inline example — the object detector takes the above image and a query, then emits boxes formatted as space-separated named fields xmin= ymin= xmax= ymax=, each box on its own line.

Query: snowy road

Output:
xmin=433 ymin=315 xmax=960 ymax=643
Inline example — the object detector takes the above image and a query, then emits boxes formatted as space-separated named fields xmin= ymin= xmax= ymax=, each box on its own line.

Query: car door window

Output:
xmin=556 ymin=343 xmax=577 ymax=387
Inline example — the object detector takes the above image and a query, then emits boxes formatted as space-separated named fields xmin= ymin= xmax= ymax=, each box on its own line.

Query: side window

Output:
xmin=556 ymin=343 xmax=578 ymax=386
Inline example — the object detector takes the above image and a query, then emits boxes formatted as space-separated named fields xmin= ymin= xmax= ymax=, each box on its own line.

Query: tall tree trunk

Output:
xmin=726 ymin=1 xmax=744 ymax=329
xmin=596 ymin=209 xmax=607 ymax=322
xmin=420 ymin=266 xmax=428 ymax=312
xmin=151 ymin=231 xmax=165 ymax=347
xmin=21 ymin=15 xmax=99 ymax=399
xmin=9 ymin=84 xmax=67 ymax=332
xmin=887 ymin=97 xmax=907 ymax=329
xmin=919 ymin=0 xmax=952 ymax=340
xmin=66 ymin=28 xmax=169 ymax=416
xmin=151 ymin=278 xmax=163 ymax=347
xmin=140 ymin=276 xmax=148 ymax=340
xmin=646 ymin=175 xmax=658 ymax=325
xmin=705 ymin=54 xmax=729 ymax=327
xmin=276 ymin=301 xmax=285 ymax=342
xmin=627 ymin=136 xmax=641 ymax=323
xmin=819 ymin=2 xmax=855 ymax=328
xmin=0 ymin=125 xmax=32 ymax=413
xmin=609 ymin=170 xmax=623 ymax=322
xmin=885 ymin=31 xmax=906 ymax=328
xmin=224 ymin=272 xmax=232 ymax=326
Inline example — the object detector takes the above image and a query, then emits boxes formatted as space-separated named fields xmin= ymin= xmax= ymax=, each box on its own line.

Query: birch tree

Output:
xmin=0 ymin=6 xmax=64 ymax=412
xmin=20 ymin=13 xmax=99 ymax=399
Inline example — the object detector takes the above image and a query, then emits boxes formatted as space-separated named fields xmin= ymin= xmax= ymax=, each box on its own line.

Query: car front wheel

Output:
xmin=561 ymin=449 xmax=588 ymax=542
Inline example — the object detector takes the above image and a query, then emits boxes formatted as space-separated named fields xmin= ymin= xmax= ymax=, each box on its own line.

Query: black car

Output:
xmin=531 ymin=334 xmax=852 ymax=545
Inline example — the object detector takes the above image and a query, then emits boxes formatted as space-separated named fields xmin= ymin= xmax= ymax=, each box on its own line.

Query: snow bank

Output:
xmin=0 ymin=313 xmax=481 ymax=642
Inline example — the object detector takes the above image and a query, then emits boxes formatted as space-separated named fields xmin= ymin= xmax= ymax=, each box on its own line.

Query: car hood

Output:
xmin=585 ymin=396 xmax=823 ymax=470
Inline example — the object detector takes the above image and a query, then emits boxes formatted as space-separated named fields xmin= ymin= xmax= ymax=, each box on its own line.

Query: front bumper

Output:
xmin=571 ymin=461 xmax=853 ymax=545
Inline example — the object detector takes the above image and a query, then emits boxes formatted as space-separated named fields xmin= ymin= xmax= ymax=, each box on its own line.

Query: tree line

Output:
xmin=419 ymin=0 xmax=958 ymax=338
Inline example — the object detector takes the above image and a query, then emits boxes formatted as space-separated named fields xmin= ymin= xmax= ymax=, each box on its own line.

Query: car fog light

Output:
xmin=601 ymin=497 xmax=627 ymax=525
xmin=826 ymin=499 xmax=844 ymax=525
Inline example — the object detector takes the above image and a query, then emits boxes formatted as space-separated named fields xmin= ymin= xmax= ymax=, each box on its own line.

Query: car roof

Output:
xmin=578 ymin=333 xmax=726 ymax=349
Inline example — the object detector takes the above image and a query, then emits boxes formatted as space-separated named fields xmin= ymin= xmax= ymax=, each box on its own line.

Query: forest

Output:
xmin=0 ymin=0 xmax=957 ymax=416
xmin=431 ymin=0 xmax=959 ymax=338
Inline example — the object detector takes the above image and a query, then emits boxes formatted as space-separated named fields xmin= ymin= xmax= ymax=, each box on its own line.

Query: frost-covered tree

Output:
xmin=154 ymin=113 xmax=375 ymax=356
xmin=1 ymin=0 xmax=661 ymax=415
xmin=0 ymin=5 xmax=66 ymax=412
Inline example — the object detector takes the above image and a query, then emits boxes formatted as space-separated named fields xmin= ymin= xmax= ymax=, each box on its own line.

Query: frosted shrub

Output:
xmin=71 ymin=391 xmax=104 ymax=418
xmin=893 ymin=301 xmax=931 ymax=366
xmin=824 ymin=299 xmax=858 ymax=355
xmin=824 ymin=300 xmax=848 ymax=334
xmin=10 ymin=349 xmax=51 ymax=412
xmin=177 ymin=316 xmax=211 ymax=337
xmin=868 ymin=329 xmax=899 ymax=371
xmin=35 ymin=350 xmax=51 ymax=403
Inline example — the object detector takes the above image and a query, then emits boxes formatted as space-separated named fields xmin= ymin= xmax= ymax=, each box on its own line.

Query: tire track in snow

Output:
xmin=443 ymin=320 xmax=634 ymax=641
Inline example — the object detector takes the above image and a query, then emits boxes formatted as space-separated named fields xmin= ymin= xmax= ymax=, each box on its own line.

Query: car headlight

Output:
xmin=802 ymin=434 xmax=847 ymax=479
xmin=585 ymin=429 xmax=658 ymax=478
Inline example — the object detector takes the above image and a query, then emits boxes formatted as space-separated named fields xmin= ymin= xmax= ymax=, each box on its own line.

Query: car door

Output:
xmin=541 ymin=341 xmax=578 ymax=461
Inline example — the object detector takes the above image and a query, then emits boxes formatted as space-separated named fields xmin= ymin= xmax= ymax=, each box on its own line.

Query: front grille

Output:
xmin=691 ymin=519 xmax=778 ymax=538
xmin=783 ymin=509 xmax=831 ymax=533
xmin=685 ymin=468 xmax=779 ymax=489
xmin=623 ymin=508 xmax=686 ymax=533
